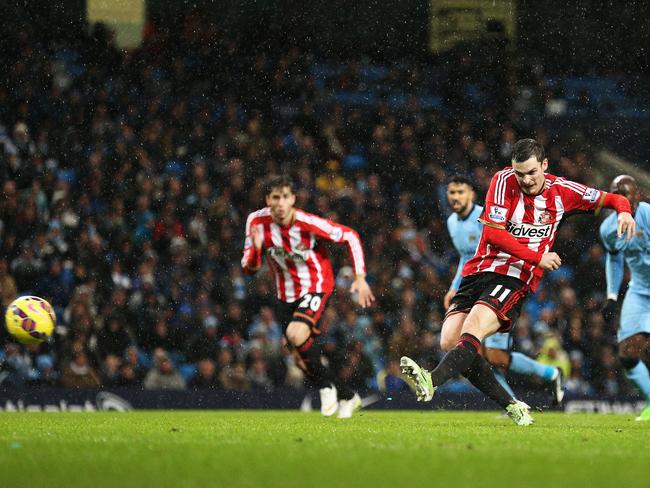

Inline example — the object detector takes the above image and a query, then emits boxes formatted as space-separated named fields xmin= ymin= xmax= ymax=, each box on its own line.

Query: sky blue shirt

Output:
xmin=600 ymin=201 xmax=650 ymax=298
xmin=447 ymin=204 xmax=483 ymax=291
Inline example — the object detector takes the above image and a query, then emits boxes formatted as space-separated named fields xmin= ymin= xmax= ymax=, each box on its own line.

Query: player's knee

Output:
xmin=485 ymin=348 xmax=509 ymax=369
xmin=440 ymin=335 xmax=457 ymax=352
xmin=285 ymin=321 xmax=311 ymax=347
xmin=619 ymin=355 xmax=640 ymax=370
xmin=619 ymin=336 xmax=644 ymax=361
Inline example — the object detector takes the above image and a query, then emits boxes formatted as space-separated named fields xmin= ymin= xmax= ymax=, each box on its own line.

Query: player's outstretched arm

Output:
xmin=600 ymin=192 xmax=635 ymax=239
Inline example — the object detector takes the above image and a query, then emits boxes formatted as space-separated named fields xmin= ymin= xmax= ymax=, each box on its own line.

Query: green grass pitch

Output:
xmin=1 ymin=410 xmax=648 ymax=488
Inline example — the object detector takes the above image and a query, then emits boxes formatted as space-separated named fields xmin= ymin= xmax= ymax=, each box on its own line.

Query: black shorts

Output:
xmin=276 ymin=292 xmax=331 ymax=336
xmin=446 ymin=272 xmax=530 ymax=332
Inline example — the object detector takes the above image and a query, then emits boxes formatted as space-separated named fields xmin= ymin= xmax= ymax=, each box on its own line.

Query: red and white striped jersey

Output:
xmin=462 ymin=167 xmax=606 ymax=291
xmin=241 ymin=208 xmax=366 ymax=303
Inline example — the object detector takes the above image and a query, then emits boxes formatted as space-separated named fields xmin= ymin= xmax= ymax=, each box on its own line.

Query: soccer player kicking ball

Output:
xmin=242 ymin=176 xmax=375 ymax=419
xmin=600 ymin=175 xmax=650 ymax=421
xmin=444 ymin=175 xmax=564 ymax=405
xmin=401 ymin=139 xmax=635 ymax=425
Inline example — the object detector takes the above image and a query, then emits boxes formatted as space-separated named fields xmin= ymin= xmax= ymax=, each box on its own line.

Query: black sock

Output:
xmin=462 ymin=354 xmax=515 ymax=409
xmin=333 ymin=380 xmax=355 ymax=401
xmin=297 ymin=337 xmax=333 ymax=389
xmin=430 ymin=333 xmax=481 ymax=386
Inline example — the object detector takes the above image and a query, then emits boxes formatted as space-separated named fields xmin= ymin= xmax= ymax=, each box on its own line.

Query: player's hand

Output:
xmin=539 ymin=252 xmax=562 ymax=271
xmin=601 ymin=298 xmax=618 ymax=323
xmin=351 ymin=276 xmax=375 ymax=308
xmin=443 ymin=289 xmax=456 ymax=310
xmin=617 ymin=212 xmax=635 ymax=240
xmin=250 ymin=224 xmax=263 ymax=249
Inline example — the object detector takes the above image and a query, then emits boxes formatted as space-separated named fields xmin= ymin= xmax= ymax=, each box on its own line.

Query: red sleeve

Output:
xmin=479 ymin=168 xmax=515 ymax=229
xmin=241 ymin=213 xmax=263 ymax=274
xmin=483 ymin=226 xmax=544 ymax=266
xmin=298 ymin=212 xmax=366 ymax=276
xmin=242 ymin=246 xmax=262 ymax=274
xmin=602 ymin=192 xmax=632 ymax=214
xmin=554 ymin=178 xmax=609 ymax=213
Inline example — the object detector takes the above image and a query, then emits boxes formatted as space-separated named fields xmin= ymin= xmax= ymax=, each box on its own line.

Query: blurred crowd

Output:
xmin=0 ymin=15 xmax=635 ymax=399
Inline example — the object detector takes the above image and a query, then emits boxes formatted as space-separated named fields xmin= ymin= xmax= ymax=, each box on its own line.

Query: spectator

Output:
xmin=188 ymin=359 xmax=221 ymax=390
xmin=0 ymin=258 xmax=17 ymax=307
xmin=220 ymin=362 xmax=251 ymax=392
xmin=0 ymin=343 xmax=32 ymax=387
xmin=248 ymin=359 xmax=273 ymax=391
xmin=102 ymin=354 xmax=122 ymax=386
xmin=143 ymin=350 xmax=187 ymax=390
xmin=60 ymin=352 xmax=102 ymax=389
xmin=96 ymin=317 xmax=132 ymax=360
xmin=185 ymin=315 xmax=221 ymax=362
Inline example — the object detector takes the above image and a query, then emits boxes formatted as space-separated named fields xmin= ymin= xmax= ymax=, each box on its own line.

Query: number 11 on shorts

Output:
xmin=489 ymin=285 xmax=511 ymax=302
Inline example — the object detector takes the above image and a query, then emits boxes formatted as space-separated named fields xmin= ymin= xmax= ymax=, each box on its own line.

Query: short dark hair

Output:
xmin=512 ymin=139 xmax=545 ymax=163
xmin=447 ymin=175 xmax=475 ymax=190
xmin=265 ymin=175 xmax=294 ymax=196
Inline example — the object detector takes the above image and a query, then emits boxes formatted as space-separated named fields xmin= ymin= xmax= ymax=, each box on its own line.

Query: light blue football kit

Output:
xmin=600 ymin=201 xmax=650 ymax=342
xmin=447 ymin=204 xmax=558 ymax=396
xmin=600 ymin=201 xmax=650 ymax=407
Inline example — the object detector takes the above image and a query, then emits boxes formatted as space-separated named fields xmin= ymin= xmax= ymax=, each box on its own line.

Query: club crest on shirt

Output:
xmin=538 ymin=211 xmax=553 ymax=225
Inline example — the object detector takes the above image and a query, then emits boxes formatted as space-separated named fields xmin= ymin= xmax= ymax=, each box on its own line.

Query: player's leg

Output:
xmin=451 ymin=274 xmax=534 ymax=423
xmin=617 ymin=290 xmax=650 ymax=420
xmin=285 ymin=320 xmax=333 ymax=389
xmin=289 ymin=292 xmax=361 ymax=418
xmin=402 ymin=274 xmax=517 ymax=407
xmin=403 ymin=304 xmax=508 ymax=401
xmin=439 ymin=314 xmax=523 ymax=405
xmin=619 ymin=334 xmax=650 ymax=420
xmin=483 ymin=343 xmax=517 ymax=400
xmin=285 ymin=320 xmax=339 ymax=417
xmin=440 ymin=312 xmax=467 ymax=352
xmin=456 ymin=307 xmax=532 ymax=424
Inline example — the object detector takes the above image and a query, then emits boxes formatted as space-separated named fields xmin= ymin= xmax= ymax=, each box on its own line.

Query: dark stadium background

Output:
xmin=1 ymin=0 xmax=649 ymax=410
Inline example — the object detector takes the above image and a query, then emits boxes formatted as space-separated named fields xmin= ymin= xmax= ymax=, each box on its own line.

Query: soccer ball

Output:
xmin=5 ymin=296 xmax=56 ymax=345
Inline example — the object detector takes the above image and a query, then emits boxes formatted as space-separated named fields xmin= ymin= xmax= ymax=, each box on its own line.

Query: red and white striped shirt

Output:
xmin=462 ymin=168 xmax=606 ymax=291
xmin=241 ymin=208 xmax=366 ymax=303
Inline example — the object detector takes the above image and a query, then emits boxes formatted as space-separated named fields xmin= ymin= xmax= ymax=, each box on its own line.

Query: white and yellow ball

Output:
xmin=5 ymin=296 xmax=56 ymax=345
